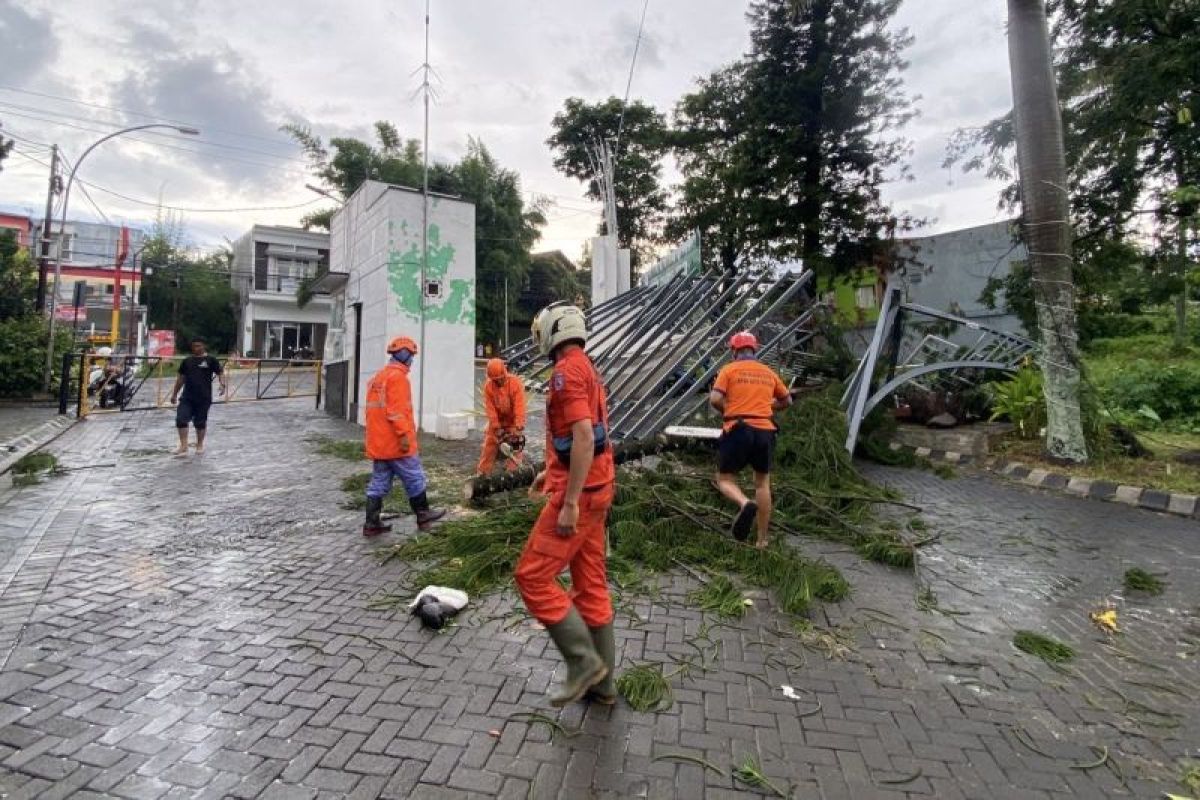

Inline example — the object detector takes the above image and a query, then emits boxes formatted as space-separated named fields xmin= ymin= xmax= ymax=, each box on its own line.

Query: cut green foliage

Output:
xmin=651 ymin=753 xmax=726 ymax=777
xmin=340 ymin=472 xmax=409 ymax=514
xmin=732 ymin=755 xmax=788 ymax=798
xmin=309 ymin=435 xmax=364 ymax=461
xmin=933 ymin=463 xmax=956 ymax=480
xmin=1013 ymin=630 xmax=1075 ymax=664
xmin=383 ymin=502 xmax=535 ymax=596
xmin=616 ymin=663 xmax=674 ymax=712
xmin=372 ymin=389 xmax=922 ymax=623
xmin=12 ymin=452 xmax=57 ymax=475
xmin=1123 ymin=567 xmax=1166 ymax=595
xmin=10 ymin=451 xmax=61 ymax=486
xmin=1180 ymin=759 xmax=1200 ymax=796
xmin=689 ymin=575 xmax=749 ymax=619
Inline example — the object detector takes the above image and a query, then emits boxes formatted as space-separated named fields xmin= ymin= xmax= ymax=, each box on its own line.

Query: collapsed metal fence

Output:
xmin=840 ymin=274 xmax=1036 ymax=453
xmin=500 ymin=268 xmax=822 ymax=441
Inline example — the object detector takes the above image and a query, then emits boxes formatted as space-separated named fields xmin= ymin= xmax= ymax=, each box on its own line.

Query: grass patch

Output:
xmin=616 ymin=663 xmax=674 ymax=712
xmin=1013 ymin=630 xmax=1075 ymax=664
xmin=992 ymin=432 xmax=1200 ymax=496
xmin=308 ymin=435 xmax=364 ymax=461
xmin=1123 ymin=567 xmax=1166 ymax=595
xmin=689 ymin=575 xmax=750 ymax=619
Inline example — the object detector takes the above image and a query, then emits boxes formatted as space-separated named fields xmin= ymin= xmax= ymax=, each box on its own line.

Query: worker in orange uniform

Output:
xmin=362 ymin=336 xmax=447 ymax=536
xmin=709 ymin=331 xmax=792 ymax=549
xmin=475 ymin=358 xmax=527 ymax=477
xmin=514 ymin=303 xmax=617 ymax=706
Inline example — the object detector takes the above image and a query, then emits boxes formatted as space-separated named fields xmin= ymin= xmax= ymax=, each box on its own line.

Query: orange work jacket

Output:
xmin=483 ymin=375 xmax=526 ymax=430
xmin=365 ymin=362 xmax=419 ymax=459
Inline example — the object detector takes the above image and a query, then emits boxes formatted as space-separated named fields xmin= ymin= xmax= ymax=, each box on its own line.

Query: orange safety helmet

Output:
xmin=387 ymin=336 xmax=419 ymax=355
xmin=486 ymin=358 xmax=506 ymax=379
xmin=729 ymin=331 xmax=758 ymax=351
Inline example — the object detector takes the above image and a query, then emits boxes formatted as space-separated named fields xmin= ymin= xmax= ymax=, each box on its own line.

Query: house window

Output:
xmin=272 ymin=257 xmax=315 ymax=293
xmin=263 ymin=322 xmax=318 ymax=359
xmin=104 ymin=284 xmax=114 ymax=295
xmin=854 ymin=285 xmax=876 ymax=310
xmin=56 ymin=233 xmax=74 ymax=261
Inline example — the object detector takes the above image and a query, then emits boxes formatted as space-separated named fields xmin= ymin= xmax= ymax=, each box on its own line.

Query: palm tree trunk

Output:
xmin=1007 ymin=0 xmax=1088 ymax=463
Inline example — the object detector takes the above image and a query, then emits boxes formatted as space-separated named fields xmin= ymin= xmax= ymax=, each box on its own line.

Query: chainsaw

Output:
xmin=498 ymin=431 xmax=526 ymax=465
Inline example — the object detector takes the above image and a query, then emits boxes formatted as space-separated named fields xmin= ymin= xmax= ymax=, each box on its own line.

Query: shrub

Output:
xmin=0 ymin=316 xmax=74 ymax=397
xmin=989 ymin=366 xmax=1046 ymax=438
xmin=1100 ymin=361 xmax=1200 ymax=423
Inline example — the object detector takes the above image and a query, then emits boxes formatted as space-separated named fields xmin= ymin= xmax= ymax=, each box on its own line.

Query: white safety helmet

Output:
xmin=531 ymin=302 xmax=588 ymax=357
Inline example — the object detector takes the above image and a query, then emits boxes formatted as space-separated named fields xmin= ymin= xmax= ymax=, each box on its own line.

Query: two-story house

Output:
xmin=230 ymin=225 xmax=331 ymax=359
xmin=24 ymin=217 xmax=149 ymax=350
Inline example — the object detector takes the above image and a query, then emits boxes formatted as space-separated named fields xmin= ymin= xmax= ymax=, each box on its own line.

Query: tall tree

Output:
xmin=948 ymin=2 xmax=1199 ymax=350
xmin=546 ymin=97 xmax=670 ymax=270
xmin=671 ymin=1 xmax=916 ymax=281
xmin=0 ymin=132 xmax=12 ymax=173
xmin=669 ymin=64 xmax=759 ymax=273
xmin=140 ymin=233 xmax=238 ymax=354
xmin=1052 ymin=0 xmax=1198 ymax=349
xmin=286 ymin=124 xmax=544 ymax=345
xmin=1008 ymin=0 xmax=1088 ymax=462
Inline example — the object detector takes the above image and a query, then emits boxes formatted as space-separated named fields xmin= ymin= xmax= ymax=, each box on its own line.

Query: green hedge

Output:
xmin=0 ymin=316 xmax=73 ymax=398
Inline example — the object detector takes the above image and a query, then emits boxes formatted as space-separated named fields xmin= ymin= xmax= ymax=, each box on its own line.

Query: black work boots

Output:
xmin=409 ymin=491 xmax=446 ymax=531
xmin=362 ymin=496 xmax=391 ymax=537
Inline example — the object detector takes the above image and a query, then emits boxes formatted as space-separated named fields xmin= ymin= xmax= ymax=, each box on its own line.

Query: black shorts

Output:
xmin=176 ymin=398 xmax=212 ymax=429
xmin=717 ymin=423 xmax=776 ymax=474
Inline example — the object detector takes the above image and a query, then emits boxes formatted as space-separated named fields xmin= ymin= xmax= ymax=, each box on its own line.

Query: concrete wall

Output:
xmin=330 ymin=181 xmax=476 ymax=432
xmin=895 ymin=219 xmax=1026 ymax=334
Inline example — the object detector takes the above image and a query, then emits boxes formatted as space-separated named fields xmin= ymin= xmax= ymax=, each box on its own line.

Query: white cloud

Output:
xmin=0 ymin=0 xmax=1016 ymax=258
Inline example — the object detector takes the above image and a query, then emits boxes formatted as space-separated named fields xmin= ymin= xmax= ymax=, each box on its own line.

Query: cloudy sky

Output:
xmin=0 ymin=0 xmax=1014 ymax=262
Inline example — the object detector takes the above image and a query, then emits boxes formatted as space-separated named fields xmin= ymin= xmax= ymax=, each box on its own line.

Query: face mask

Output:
xmin=392 ymin=349 xmax=414 ymax=366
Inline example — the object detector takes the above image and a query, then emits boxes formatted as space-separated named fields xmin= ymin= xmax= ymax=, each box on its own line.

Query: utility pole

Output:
xmin=417 ymin=0 xmax=431 ymax=431
xmin=36 ymin=144 xmax=60 ymax=312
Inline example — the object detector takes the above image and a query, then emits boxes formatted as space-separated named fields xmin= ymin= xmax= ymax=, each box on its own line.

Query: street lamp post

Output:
xmin=43 ymin=123 xmax=200 ymax=393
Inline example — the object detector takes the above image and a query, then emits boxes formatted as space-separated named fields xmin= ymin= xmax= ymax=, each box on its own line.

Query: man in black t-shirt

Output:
xmin=170 ymin=338 xmax=226 ymax=455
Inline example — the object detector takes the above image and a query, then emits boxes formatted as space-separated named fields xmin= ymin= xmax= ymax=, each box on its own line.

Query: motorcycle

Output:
xmin=88 ymin=360 xmax=134 ymax=408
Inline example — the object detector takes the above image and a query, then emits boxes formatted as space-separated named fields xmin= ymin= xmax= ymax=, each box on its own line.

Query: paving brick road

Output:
xmin=0 ymin=399 xmax=1196 ymax=799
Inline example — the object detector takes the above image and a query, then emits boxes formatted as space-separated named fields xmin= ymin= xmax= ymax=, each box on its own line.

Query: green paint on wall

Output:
xmin=386 ymin=221 xmax=475 ymax=326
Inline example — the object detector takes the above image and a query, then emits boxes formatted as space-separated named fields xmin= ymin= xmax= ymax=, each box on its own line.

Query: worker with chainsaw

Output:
xmin=475 ymin=358 xmax=527 ymax=477
xmin=514 ymin=303 xmax=617 ymax=707
xmin=709 ymin=330 xmax=792 ymax=549
xmin=361 ymin=336 xmax=447 ymax=537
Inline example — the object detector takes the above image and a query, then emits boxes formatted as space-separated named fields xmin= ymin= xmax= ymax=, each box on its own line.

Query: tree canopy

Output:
xmin=668 ymin=0 xmax=916 ymax=280
xmin=139 ymin=227 xmax=239 ymax=354
xmin=285 ymin=124 xmax=545 ymax=345
xmin=546 ymin=97 xmax=670 ymax=270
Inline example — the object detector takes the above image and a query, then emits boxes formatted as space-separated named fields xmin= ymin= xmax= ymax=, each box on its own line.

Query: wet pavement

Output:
xmin=0 ymin=407 xmax=60 ymax=449
xmin=0 ymin=398 xmax=1197 ymax=799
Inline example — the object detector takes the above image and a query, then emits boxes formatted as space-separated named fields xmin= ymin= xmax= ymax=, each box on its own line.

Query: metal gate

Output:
xmin=59 ymin=353 xmax=324 ymax=418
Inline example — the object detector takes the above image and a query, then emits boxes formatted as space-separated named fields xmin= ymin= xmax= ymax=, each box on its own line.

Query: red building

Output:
xmin=0 ymin=212 xmax=34 ymax=250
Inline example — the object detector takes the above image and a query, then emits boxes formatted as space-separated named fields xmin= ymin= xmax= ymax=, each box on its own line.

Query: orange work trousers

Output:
xmin=514 ymin=484 xmax=615 ymax=627
xmin=476 ymin=426 xmax=523 ymax=474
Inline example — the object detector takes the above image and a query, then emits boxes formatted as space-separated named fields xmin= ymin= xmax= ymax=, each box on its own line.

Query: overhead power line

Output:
xmin=0 ymin=108 xmax=310 ymax=177
xmin=0 ymin=83 xmax=298 ymax=148
xmin=8 ymin=150 xmax=323 ymax=215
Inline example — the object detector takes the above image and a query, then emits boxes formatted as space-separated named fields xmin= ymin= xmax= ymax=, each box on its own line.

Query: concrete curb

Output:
xmin=887 ymin=442 xmax=1200 ymax=521
xmin=0 ymin=416 xmax=77 ymax=476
